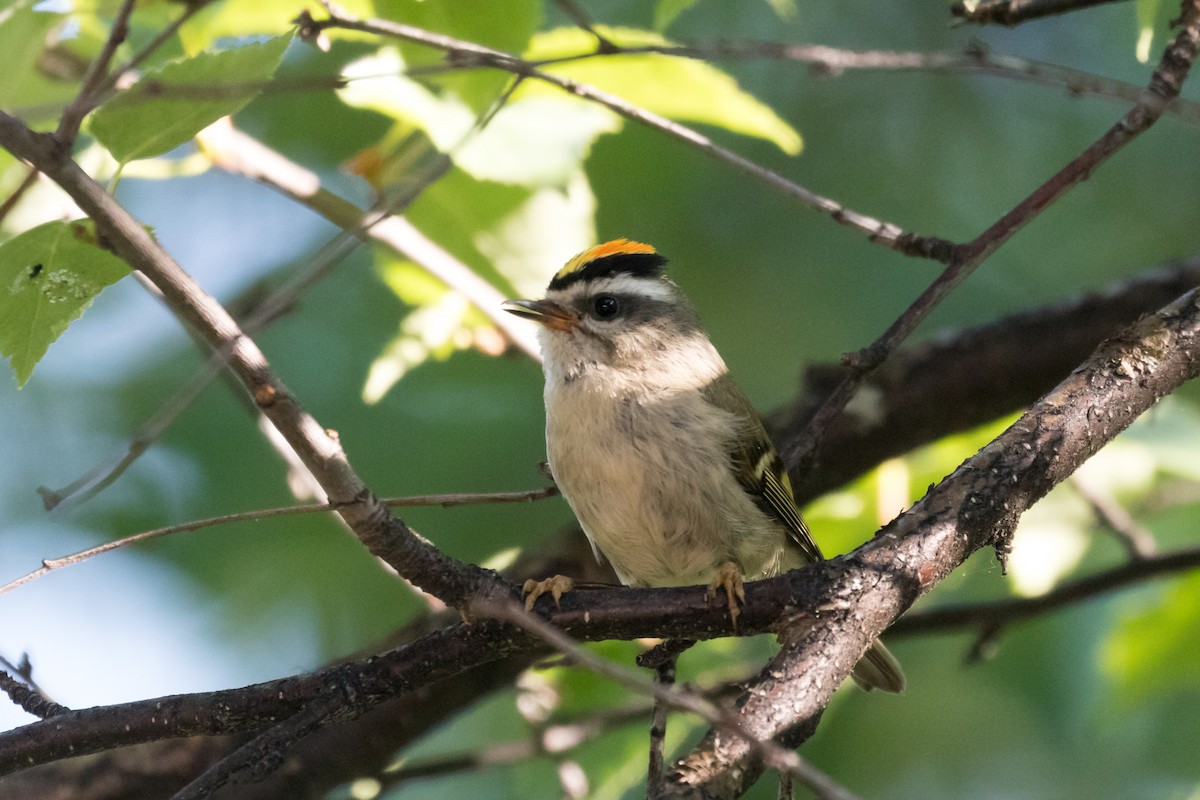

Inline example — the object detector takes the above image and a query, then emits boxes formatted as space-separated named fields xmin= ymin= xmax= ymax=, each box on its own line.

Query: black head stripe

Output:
xmin=547 ymin=252 xmax=669 ymax=292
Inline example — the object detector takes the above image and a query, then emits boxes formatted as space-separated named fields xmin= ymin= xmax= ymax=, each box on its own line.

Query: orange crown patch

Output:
xmin=554 ymin=238 xmax=658 ymax=283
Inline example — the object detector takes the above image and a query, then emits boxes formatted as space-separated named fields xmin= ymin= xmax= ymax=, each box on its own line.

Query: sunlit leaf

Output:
xmin=1135 ymin=0 xmax=1164 ymax=63
xmin=341 ymin=48 xmax=620 ymax=188
xmin=177 ymin=0 xmax=370 ymax=54
xmin=525 ymin=26 xmax=803 ymax=155
xmin=0 ymin=220 xmax=129 ymax=387
xmin=90 ymin=34 xmax=292 ymax=163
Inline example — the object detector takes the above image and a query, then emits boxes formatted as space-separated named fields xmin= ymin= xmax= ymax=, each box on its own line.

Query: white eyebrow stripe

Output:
xmin=548 ymin=274 xmax=676 ymax=304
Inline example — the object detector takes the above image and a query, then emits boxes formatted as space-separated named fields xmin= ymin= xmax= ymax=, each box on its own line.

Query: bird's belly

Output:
xmin=546 ymin=390 xmax=785 ymax=588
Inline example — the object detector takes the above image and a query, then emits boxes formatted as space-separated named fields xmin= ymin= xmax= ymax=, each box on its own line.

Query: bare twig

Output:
xmin=0 ymin=165 xmax=39 ymax=227
xmin=1 ymin=486 xmax=556 ymax=598
xmin=647 ymin=656 xmax=676 ymax=798
xmin=483 ymin=600 xmax=861 ymax=800
xmin=951 ymin=0 xmax=1127 ymax=26
xmin=199 ymin=120 xmax=540 ymax=359
xmin=0 ymin=659 xmax=68 ymax=720
xmin=299 ymin=7 xmax=948 ymax=260
xmin=552 ymin=0 xmax=618 ymax=52
xmin=666 ymin=282 xmax=1200 ymax=795
xmin=795 ymin=2 xmax=1200 ymax=473
xmin=55 ymin=0 xmax=136 ymax=144
xmin=1071 ymin=476 xmax=1157 ymax=559
xmin=889 ymin=544 xmax=1200 ymax=637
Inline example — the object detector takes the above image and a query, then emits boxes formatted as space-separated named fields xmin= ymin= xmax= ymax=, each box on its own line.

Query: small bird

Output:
xmin=502 ymin=239 xmax=904 ymax=693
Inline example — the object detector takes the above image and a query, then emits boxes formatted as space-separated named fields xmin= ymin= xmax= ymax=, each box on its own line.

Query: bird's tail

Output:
xmin=851 ymin=639 xmax=905 ymax=693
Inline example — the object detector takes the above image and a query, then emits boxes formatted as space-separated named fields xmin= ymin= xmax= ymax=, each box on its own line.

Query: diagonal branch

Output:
xmin=0 ymin=110 xmax=506 ymax=610
xmin=664 ymin=283 xmax=1200 ymax=796
xmin=4 ymin=284 xmax=1199 ymax=793
xmin=794 ymin=0 xmax=1200 ymax=477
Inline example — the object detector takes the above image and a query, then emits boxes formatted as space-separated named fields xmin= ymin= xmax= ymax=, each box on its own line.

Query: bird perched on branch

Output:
xmin=503 ymin=239 xmax=903 ymax=693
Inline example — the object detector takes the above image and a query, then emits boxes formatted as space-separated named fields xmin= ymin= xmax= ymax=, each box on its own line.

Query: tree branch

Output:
xmin=0 ymin=110 xmax=507 ymax=610
xmin=664 ymin=283 xmax=1200 ymax=796
xmin=950 ymin=0 xmax=1127 ymax=26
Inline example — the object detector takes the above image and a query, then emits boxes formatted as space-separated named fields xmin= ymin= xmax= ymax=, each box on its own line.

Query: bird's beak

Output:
xmin=501 ymin=299 xmax=579 ymax=332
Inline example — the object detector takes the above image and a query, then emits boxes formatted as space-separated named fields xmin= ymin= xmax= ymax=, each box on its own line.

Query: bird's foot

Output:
xmin=706 ymin=561 xmax=746 ymax=629
xmin=523 ymin=575 xmax=575 ymax=611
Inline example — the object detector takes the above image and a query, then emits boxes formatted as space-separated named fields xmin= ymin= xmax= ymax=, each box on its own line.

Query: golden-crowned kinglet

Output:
xmin=502 ymin=239 xmax=904 ymax=693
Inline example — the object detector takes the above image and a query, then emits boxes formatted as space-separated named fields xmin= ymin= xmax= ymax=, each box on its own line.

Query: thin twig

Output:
xmin=889 ymin=544 xmax=1200 ymax=637
xmin=1 ymin=486 xmax=557 ymax=598
xmin=0 ymin=667 xmax=69 ymax=720
xmin=552 ymin=0 xmax=618 ymax=52
xmin=0 ymin=165 xmax=39 ymax=227
xmin=56 ymin=0 xmax=136 ymax=144
xmin=1071 ymin=476 xmax=1157 ymax=559
xmin=647 ymin=655 xmax=676 ymax=798
xmin=38 ymin=70 xmax=524 ymax=513
xmin=89 ymin=0 xmax=220 ymax=104
xmin=951 ymin=0 xmax=1126 ymax=26
xmin=795 ymin=4 xmax=1200 ymax=471
xmin=301 ymin=7 xmax=946 ymax=260
xmin=482 ymin=599 xmax=861 ymax=799
xmin=378 ymin=702 xmax=653 ymax=788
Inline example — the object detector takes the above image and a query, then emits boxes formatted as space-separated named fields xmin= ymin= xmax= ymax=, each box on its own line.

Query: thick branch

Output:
xmin=4 ymin=287 xmax=1199 ymax=792
xmin=0 ymin=111 xmax=505 ymax=610
xmin=664 ymin=285 xmax=1200 ymax=796
xmin=778 ymin=257 xmax=1200 ymax=500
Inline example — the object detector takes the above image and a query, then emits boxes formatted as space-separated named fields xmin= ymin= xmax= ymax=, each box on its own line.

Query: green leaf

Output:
xmin=374 ymin=0 xmax=542 ymax=110
xmin=0 ymin=2 xmax=79 ymax=124
xmin=1135 ymin=0 xmax=1165 ymax=63
xmin=653 ymin=0 xmax=697 ymax=30
xmin=178 ymin=1 xmax=368 ymax=54
xmin=0 ymin=220 xmax=130 ymax=387
xmin=341 ymin=48 xmax=621 ymax=188
xmin=525 ymin=26 xmax=803 ymax=155
xmin=1102 ymin=571 xmax=1200 ymax=706
xmin=89 ymin=34 xmax=292 ymax=163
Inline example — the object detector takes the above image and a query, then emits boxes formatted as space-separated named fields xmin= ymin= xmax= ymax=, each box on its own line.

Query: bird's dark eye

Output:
xmin=592 ymin=294 xmax=621 ymax=319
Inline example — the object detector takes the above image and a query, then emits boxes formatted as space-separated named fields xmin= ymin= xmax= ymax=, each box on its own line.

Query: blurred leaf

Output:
xmin=90 ymin=33 xmax=292 ymax=163
xmin=1102 ymin=571 xmax=1200 ymax=705
xmin=525 ymin=26 xmax=803 ymax=155
xmin=1135 ymin=0 xmax=1165 ymax=63
xmin=375 ymin=0 xmax=542 ymax=109
xmin=1116 ymin=396 xmax=1200 ymax=482
xmin=653 ymin=0 xmax=697 ymax=30
xmin=341 ymin=47 xmax=620 ymax=188
xmin=0 ymin=2 xmax=79 ymax=123
xmin=765 ymin=0 xmax=798 ymax=21
xmin=0 ymin=220 xmax=129 ymax=387
xmin=177 ymin=0 xmax=370 ymax=54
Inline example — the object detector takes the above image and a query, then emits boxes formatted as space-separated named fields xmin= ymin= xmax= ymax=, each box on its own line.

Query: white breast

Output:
xmin=541 ymin=335 xmax=787 ymax=588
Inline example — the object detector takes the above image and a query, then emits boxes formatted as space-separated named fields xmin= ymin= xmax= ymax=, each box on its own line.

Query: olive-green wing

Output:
xmin=703 ymin=379 xmax=824 ymax=564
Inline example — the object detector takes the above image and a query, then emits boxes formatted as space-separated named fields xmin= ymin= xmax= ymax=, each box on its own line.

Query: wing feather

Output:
xmin=703 ymin=379 xmax=823 ymax=564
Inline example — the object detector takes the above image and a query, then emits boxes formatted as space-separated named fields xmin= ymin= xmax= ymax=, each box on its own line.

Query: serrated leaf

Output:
xmin=525 ymin=26 xmax=802 ymax=155
xmin=0 ymin=220 xmax=129 ymax=387
xmin=89 ymin=34 xmax=292 ymax=163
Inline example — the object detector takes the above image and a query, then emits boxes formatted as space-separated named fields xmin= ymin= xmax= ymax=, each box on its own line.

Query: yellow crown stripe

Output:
xmin=555 ymin=238 xmax=657 ymax=281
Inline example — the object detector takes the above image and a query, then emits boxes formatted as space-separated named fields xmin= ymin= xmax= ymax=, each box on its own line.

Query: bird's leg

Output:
xmin=522 ymin=575 xmax=575 ymax=611
xmin=706 ymin=561 xmax=746 ymax=629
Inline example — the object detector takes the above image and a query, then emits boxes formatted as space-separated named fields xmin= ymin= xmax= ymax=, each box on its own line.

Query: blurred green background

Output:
xmin=2 ymin=0 xmax=1200 ymax=797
